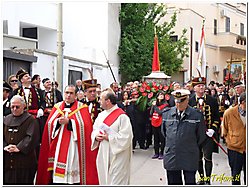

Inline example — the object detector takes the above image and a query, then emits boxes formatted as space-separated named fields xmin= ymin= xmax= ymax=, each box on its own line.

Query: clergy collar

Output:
xmin=65 ymin=102 xmax=74 ymax=108
xmin=106 ymin=104 xmax=118 ymax=113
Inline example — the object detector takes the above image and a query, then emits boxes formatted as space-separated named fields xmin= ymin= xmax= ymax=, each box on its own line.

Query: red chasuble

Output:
xmin=36 ymin=100 xmax=99 ymax=185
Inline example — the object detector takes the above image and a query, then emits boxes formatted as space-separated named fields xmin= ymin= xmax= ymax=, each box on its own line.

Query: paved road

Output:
xmin=130 ymin=143 xmax=245 ymax=185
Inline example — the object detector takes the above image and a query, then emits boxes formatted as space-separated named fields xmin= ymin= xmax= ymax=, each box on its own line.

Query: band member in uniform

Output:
xmin=11 ymin=69 xmax=46 ymax=158
xmin=82 ymin=78 xmax=102 ymax=123
xmin=36 ymin=85 xmax=99 ymax=185
xmin=216 ymin=83 xmax=230 ymax=117
xmin=41 ymin=78 xmax=63 ymax=137
xmin=11 ymin=69 xmax=45 ymax=119
xmin=189 ymin=72 xmax=220 ymax=185
xmin=161 ymin=89 xmax=207 ymax=185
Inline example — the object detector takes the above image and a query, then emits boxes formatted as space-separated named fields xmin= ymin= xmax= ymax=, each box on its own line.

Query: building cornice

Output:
xmin=217 ymin=3 xmax=246 ymax=16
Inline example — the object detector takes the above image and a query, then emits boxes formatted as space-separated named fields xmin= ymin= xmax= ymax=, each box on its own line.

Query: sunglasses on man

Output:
xmin=11 ymin=105 xmax=21 ymax=109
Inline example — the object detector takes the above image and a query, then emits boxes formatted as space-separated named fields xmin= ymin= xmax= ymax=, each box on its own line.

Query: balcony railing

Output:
xmin=216 ymin=32 xmax=246 ymax=52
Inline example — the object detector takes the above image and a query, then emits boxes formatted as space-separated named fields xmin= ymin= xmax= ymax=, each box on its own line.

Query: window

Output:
xmin=170 ymin=35 xmax=178 ymax=42
xmin=22 ymin=27 xmax=37 ymax=39
xmin=240 ymin=23 xmax=244 ymax=36
xmin=225 ymin=17 xmax=230 ymax=32
xmin=68 ymin=70 xmax=82 ymax=85
xmin=214 ymin=19 xmax=217 ymax=35
xmin=195 ymin=41 xmax=199 ymax=52
xmin=3 ymin=20 xmax=8 ymax=34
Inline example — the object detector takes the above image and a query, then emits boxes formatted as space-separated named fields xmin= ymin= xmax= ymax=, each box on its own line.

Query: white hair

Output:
xmin=10 ymin=95 xmax=26 ymax=105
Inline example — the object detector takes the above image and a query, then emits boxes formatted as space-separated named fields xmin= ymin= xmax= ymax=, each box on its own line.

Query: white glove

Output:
xmin=206 ymin=129 xmax=215 ymax=137
xmin=225 ymin=100 xmax=230 ymax=106
xmin=37 ymin=108 xmax=44 ymax=118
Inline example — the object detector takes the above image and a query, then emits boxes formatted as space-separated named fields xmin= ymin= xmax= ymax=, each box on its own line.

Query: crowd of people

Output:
xmin=3 ymin=68 xmax=246 ymax=185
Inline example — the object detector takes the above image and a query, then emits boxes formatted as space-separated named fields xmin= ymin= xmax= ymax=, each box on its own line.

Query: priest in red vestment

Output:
xmin=36 ymin=85 xmax=98 ymax=185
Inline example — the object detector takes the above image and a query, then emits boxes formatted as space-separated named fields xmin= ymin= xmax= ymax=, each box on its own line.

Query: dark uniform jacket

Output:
xmin=81 ymin=98 xmax=102 ymax=123
xmin=11 ymin=85 xmax=46 ymax=111
xmin=216 ymin=92 xmax=230 ymax=117
xmin=41 ymin=89 xmax=63 ymax=113
xmin=4 ymin=111 xmax=40 ymax=169
xmin=161 ymin=106 xmax=207 ymax=171
xmin=189 ymin=94 xmax=220 ymax=153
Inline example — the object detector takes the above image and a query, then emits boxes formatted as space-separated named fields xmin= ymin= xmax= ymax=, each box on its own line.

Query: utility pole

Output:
xmin=190 ymin=27 xmax=193 ymax=80
xmin=57 ymin=3 xmax=64 ymax=91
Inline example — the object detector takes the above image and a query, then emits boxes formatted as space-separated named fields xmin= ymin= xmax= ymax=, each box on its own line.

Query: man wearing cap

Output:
xmin=36 ymin=85 xmax=99 ymax=185
xmin=3 ymin=81 xmax=12 ymax=117
xmin=12 ymin=69 xmax=45 ymax=119
xmin=40 ymin=78 xmax=63 ymax=137
xmin=82 ymin=78 xmax=102 ymax=123
xmin=230 ymin=81 xmax=245 ymax=106
xmin=189 ymin=74 xmax=220 ymax=185
xmin=161 ymin=89 xmax=207 ymax=185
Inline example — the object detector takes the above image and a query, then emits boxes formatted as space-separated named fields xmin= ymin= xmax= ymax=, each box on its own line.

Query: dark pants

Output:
xmin=228 ymin=149 xmax=246 ymax=185
xmin=166 ymin=170 xmax=196 ymax=185
xmin=152 ymin=126 xmax=165 ymax=155
xmin=198 ymin=138 xmax=214 ymax=183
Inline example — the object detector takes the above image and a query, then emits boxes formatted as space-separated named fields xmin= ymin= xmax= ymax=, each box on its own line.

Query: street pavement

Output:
xmin=130 ymin=142 xmax=245 ymax=185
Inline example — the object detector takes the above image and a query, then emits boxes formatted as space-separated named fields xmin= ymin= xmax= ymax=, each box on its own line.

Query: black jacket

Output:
xmin=189 ymin=94 xmax=220 ymax=153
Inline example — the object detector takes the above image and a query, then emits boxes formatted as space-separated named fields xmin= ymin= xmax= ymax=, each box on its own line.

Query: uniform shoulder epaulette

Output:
xmin=162 ymin=107 xmax=171 ymax=113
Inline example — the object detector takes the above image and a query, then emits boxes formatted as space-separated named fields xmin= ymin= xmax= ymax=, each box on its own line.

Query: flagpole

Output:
xmin=197 ymin=19 xmax=206 ymax=77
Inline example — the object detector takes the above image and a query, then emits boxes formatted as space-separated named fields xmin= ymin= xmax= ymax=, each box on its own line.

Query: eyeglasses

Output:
xmin=11 ymin=105 xmax=21 ymax=109
xmin=10 ymin=80 xmax=18 ymax=83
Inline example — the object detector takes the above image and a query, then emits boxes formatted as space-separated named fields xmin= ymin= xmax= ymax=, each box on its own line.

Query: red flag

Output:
xmin=152 ymin=35 xmax=160 ymax=71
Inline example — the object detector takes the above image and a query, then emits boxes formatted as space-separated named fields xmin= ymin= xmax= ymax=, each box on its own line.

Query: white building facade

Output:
xmin=3 ymin=2 xmax=121 ymax=90
xmin=162 ymin=3 xmax=246 ymax=84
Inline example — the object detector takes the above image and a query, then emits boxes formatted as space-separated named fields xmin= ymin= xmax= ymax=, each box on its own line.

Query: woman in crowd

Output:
xmin=210 ymin=88 xmax=217 ymax=98
xmin=150 ymin=91 xmax=168 ymax=159
xmin=8 ymin=75 xmax=19 ymax=94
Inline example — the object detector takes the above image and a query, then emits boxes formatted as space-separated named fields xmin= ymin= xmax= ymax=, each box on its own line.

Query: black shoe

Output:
xmin=140 ymin=145 xmax=147 ymax=150
xmin=196 ymin=181 xmax=205 ymax=185
xmin=205 ymin=181 xmax=211 ymax=185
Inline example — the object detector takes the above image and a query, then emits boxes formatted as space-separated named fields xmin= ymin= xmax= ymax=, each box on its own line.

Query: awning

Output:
xmin=3 ymin=50 xmax=37 ymax=62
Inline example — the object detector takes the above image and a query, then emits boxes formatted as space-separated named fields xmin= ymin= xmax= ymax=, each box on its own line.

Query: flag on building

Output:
xmin=197 ymin=20 xmax=207 ymax=77
xmin=152 ymin=34 xmax=160 ymax=72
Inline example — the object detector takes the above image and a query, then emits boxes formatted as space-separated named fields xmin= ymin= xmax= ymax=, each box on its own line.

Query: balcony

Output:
xmin=216 ymin=32 xmax=246 ymax=55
